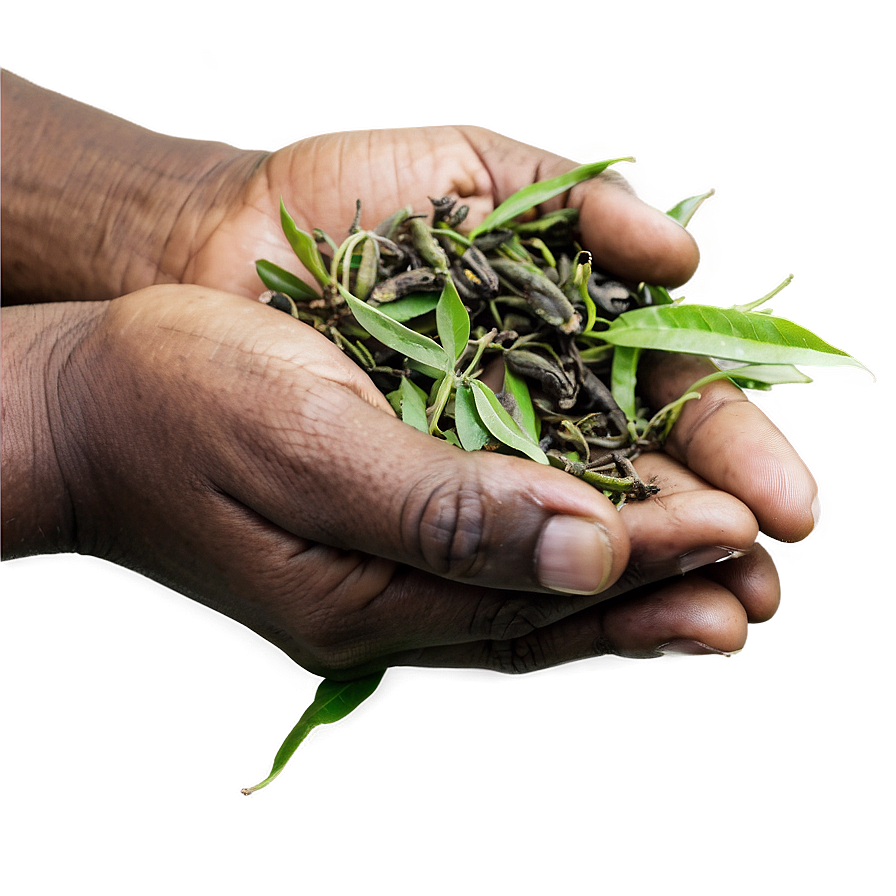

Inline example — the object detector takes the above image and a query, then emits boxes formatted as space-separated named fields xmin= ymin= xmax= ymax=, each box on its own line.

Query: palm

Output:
xmin=184 ymin=126 xmax=526 ymax=299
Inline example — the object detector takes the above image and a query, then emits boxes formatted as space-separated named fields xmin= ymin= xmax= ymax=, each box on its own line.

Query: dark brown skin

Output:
xmin=1 ymin=70 xmax=817 ymax=677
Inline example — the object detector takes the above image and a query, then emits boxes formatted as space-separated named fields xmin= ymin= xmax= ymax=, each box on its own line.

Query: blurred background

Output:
xmin=2 ymin=2 xmax=892 ymax=893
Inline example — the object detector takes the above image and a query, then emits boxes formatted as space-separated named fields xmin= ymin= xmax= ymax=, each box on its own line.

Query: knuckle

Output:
xmin=490 ymin=632 xmax=552 ymax=675
xmin=677 ymin=387 xmax=747 ymax=456
xmin=401 ymin=472 xmax=489 ymax=579
xmin=472 ymin=596 xmax=555 ymax=641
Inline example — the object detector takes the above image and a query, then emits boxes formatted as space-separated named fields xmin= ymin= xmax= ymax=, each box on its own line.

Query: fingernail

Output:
xmin=811 ymin=494 xmax=822 ymax=529
xmin=677 ymin=546 xmax=746 ymax=575
xmin=656 ymin=639 xmax=736 ymax=657
xmin=536 ymin=516 xmax=614 ymax=594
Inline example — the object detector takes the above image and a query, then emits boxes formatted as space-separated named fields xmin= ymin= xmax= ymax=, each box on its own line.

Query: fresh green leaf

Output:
xmin=454 ymin=383 xmax=494 ymax=451
xmin=666 ymin=189 xmax=715 ymax=227
xmin=376 ymin=294 xmax=440 ymax=322
xmin=610 ymin=345 xmax=642 ymax=422
xmin=719 ymin=363 xmax=813 ymax=389
xmin=279 ymin=200 xmax=332 ymax=288
xmin=502 ymin=361 xmax=540 ymax=441
xmin=574 ymin=254 xmax=598 ymax=333
xmin=241 ymin=672 xmax=384 ymax=794
xmin=255 ymin=259 xmax=321 ymax=301
xmin=469 ymin=158 xmax=635 ymax=239
xmin=339 ymin=285 xmax=452 ymax=372
xmin=598 ymin=304 xmax=869 ymax=371
xmin=397 ymin=377 xmax=430 ymax=433
xmin=639 ymin=283 xmax=675 ymax=306
xmin=435 ymin=277 xmax=470 ymax=364
xmin=354 ymin=236 xmax=379 ymax=301
xmin=467 ymin=379 xmax=549 ymax=464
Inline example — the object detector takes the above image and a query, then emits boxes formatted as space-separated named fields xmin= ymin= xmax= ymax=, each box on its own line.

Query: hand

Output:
xmin=173 ymin=126 xmax=700 ymax=298
xmin=28 ymin=284 xmax=810 ymax=677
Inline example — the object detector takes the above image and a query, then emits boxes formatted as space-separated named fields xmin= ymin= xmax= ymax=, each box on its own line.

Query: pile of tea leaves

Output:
xmin=242 ymin=160 xmax=865 ymax=794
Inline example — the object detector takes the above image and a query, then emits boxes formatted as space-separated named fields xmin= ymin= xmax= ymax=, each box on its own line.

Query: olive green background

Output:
xmin=2 ymin=2 xmax=892 ymax=893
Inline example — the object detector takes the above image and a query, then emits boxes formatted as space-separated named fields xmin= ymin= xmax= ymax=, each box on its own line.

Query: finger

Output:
xmin=405 ymin=575 xmax=752 ymax=673
xmin=701 ymin=542 xmax=780 ymax=624
xmin=639 ymin=352 xmax=819 ymax=542
xmin=453 ymin=128 xmax=700 ymax=288
xmin=209 ymin=443 xmax=766 ymax=675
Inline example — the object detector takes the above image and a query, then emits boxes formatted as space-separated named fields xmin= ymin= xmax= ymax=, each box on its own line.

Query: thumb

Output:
xmin=223 ymin=376 xmax=631 ymax=596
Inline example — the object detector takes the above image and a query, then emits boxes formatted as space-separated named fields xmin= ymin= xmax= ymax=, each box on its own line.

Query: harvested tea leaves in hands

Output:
xmin=257 ymin=164 xmax=864 ymax=504
xmin=245 ymin=160 xmax=866 ymax=791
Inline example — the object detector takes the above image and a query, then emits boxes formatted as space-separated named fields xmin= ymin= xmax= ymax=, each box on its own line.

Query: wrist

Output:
xmin=1 ymin=70 xmax=266 ymax=302
xmin=1 ymin=301 xmax=107 ymax=557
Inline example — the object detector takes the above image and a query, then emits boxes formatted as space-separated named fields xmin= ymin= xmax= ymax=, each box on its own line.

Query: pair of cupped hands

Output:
xmin=30 ymin=126 xmax=818 ymax=677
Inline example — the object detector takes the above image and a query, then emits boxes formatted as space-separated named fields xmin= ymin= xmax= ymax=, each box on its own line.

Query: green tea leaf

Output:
xmin=599 ymin=304 xmax=868 ymax=371
xmin=435 ymin=276 xmax=470 ymax=364
xmin=376 ymin=293 xmax=439 ymax=322
xmin=502 ymin=360 xmax=540 ymax=441
xmin=397 ymin=377 xmax=430 ymax=433
xmin=639 ymin=283 xmax=675 ymax=306
xmin=454 ymin=382 xmax=494 ymax=451
xmin=339 ymin=285 xmax=452 ymax=372
xmin=678 ymin=363 xmax=812 ymax=393
xmin=610 ymin=345 xmax=642 ymax=422
xmin=241 ymin=672 xmax=384 ymax=794
xmin=354 ymin=236 xmax=379 ymax=301
xmin=468 ymin=379 xmax=549 ymax=464
xmin=280 ymin=200 xmax=332 ymax=288
xmin=469 ymin=158 xmax=635 ymax=239
xmin=255 ymin=259 xmax=321 ymax=301
xmin=666 ymin=189 xmax=715 ymax=227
